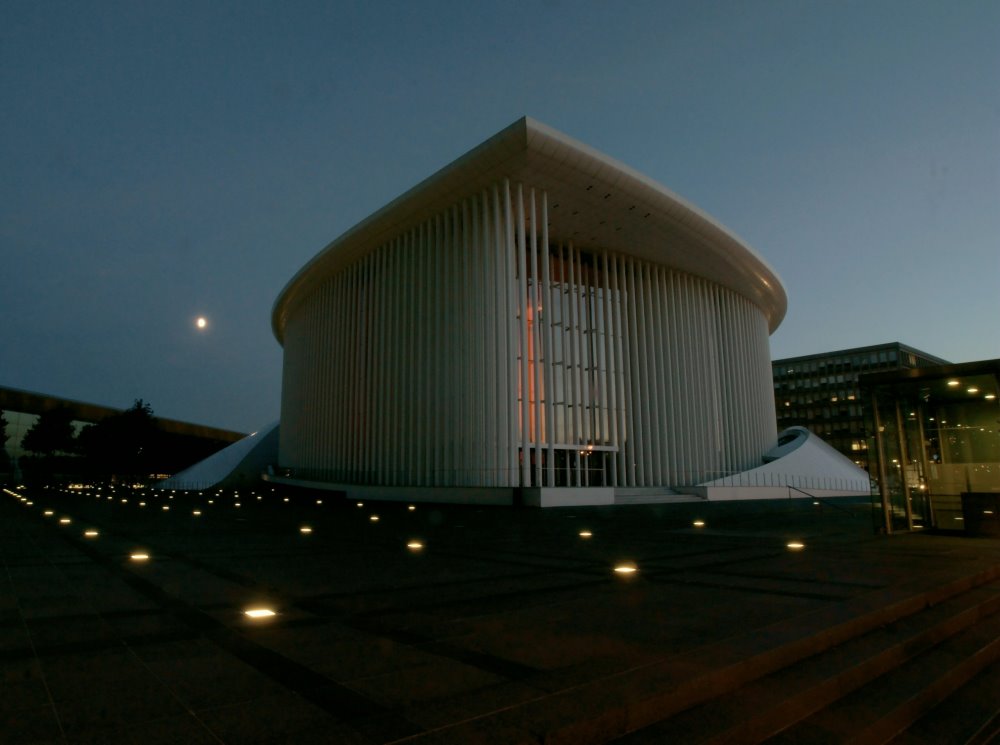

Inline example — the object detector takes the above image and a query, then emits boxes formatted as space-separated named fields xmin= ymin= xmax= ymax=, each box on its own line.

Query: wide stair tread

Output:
xmin=615 ymin=581 xmax=1000 ymax=744
xmin=888 ymin=660 xmax=1000 ymax=745
xmin=762 ymin=597 xmax=1000 ymax=745
xmin=403 ymin=569 xmax=1000 ymax=745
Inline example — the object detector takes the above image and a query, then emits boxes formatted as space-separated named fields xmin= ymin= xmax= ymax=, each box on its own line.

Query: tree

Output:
xmin=78 ymin=399 xmax=158 ymax=479
xmin=0 ymin=409 xmax=10 ymax=472
xmin=21 ymin=407 xmax=76 ymax=457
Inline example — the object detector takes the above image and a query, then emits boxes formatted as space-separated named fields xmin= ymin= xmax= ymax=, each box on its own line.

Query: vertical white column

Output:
xmin=484 ymin=191 xmax=497 ymax=485
xmin=611 ymin=256 xmax=628 ymax=486
xmin=625 ymin=257 xmax=645 ymax=485
xmin=491 ymin=186 xmax=506 ymax=486
xmin=415 ymin=222 xmax=427 ymax=484
xmin=561 ymin=242 xmax=572 ymax=462
xmin=638 ymin=262 xmax=659 ymax=484
xmin=405 ymin=228 xmax=417 ymax=483
xmin=515 ymin=183 xmax=531 ymax=487
xmin=528 ymin=189 xmax=543 ymax=487
xmin=648 ymin=265 xmax=663 ymax=484
xmin=567 ymin=244 xmax=582 ymax=485
xmin=460 ymin=200 xmax=471 ymax=485
xmin=433 ymin=214 xmax=445 ymax=485
xmin=674 ymin=273 xmax=690 ymax=483
xmin=380 ymin=244 xmax=391 ymax=483
xmin=576 ymin=248 xmax=591 ymax=452
xmin=601 ymin=251 xmax=618 ymax=487
xmin=503 ymin=180 xmax=519 ymax=486
xmin=540 ymin=193 xmax=556 ymax=488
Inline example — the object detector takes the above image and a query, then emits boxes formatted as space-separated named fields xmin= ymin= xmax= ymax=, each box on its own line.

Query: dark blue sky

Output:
xmin=2 ymin=1 xmax=998 ymax=433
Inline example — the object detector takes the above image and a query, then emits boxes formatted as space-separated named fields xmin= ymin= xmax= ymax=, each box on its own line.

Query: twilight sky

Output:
xmin=2 ymin=1 xmax=998 ymax=434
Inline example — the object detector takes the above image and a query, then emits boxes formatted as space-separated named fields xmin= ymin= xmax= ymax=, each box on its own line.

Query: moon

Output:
xmin=195 ymin=316 xmax=208 ymax=330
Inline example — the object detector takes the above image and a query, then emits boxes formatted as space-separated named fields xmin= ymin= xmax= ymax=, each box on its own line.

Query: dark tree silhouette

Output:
xmin=22 ymin=407 xmax=76 ymax=456
xmin=78 ymin=399 xmax=158 ymax=479
xmin=0 ymin=409 xmax=10 ymax=472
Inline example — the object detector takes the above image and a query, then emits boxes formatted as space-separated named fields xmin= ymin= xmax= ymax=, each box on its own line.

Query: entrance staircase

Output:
xmin=613 ymin=487 xmax=705 ymax=505
xmin=401 ymin=564 xmax=1000 ymax=744
xmin=614 ymin=567 xmax=1000 ymax=744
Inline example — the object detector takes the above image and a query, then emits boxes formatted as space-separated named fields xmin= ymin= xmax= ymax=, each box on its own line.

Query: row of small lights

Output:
xmin=7 ymin=488 xmax=815 ymax=616
xmin=11 ymin=487 xmax=814 ymax=560
xmin=9 ymin=487 xmax=430 ymax=619
xmin=946 ymin=379 xmax=997 ymax=401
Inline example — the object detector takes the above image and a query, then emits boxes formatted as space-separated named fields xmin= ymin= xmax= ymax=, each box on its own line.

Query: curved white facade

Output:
xmin=274 ymin=118 xmax=787 ymax=494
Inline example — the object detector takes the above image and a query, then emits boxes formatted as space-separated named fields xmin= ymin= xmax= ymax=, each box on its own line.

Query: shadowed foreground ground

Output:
xmin=3 ymin=485 xmax=999 ymax=744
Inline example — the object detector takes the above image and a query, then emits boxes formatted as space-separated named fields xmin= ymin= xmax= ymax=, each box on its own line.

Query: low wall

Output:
xmin=522 ymin=487 xmax=615 ymax=508
xmin=687 ymin=485 xmax=870 ymax=501
xmin=262 ymin=475 xmax=515 ymax=505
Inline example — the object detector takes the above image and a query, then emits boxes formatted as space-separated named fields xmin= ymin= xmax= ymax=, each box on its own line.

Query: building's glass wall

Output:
xmin=521 ymin=248 xmax=621 ymax=449
xmin=864 ymin=366 xmax=1000 ymax=533
xmin=1 ymin=410 xmax=91 ymax=474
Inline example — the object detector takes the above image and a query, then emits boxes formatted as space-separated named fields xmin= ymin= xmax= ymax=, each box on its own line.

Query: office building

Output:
xmin=773 ymin=343 xmax=948 ymax=471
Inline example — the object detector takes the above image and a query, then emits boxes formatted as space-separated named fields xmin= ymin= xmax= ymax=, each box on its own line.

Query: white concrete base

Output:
xmin=522 ymin=487 xmax=615 ymax=508
xmin=262 ymin=475 xmax=515 ymax=506
xmin=262 ymin=476 xmax=867 ymax=507
xmin=688 ymin=485 xmax=870 ymax=501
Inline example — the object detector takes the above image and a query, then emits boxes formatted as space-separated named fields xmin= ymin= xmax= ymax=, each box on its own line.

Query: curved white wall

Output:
xmin=280 ymin=180 xmax=776 ymax=490
xmin=157 ymin=422 xmax=280 ymax=491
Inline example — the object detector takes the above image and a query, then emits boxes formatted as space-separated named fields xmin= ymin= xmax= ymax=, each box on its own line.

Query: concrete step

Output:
xmin=614 ymin=581 xmax=1000 ymax=744
xmin=401 ymin=565 xmax=1000 ymax=744
xmin=614 ymin=494 xmax=705 ymax=505
xmin=763 ymin=603 xmax=1000 ymax=745
xmin=887 ymin=661 xmax=1000 ymax=745
xmin=613 ymin=488 xmax=704 ymax=505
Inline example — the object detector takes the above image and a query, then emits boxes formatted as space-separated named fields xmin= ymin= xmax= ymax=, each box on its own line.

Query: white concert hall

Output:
xmin=261 ymin=117 xmax=867 ymax=506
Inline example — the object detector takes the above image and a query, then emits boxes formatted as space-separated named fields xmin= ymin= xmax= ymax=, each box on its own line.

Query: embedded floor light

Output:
xmin=84 ymin=530 xmax=99 ymax=538
xmin=357 ymin=502 xmax=364 ymax=508
xmin=244 ymin=608 xmax=275 ymax=619
xmin=44 ymin=510 xmax=54 ymax=516
xmin=408 ymin=505 xmax=416 ymax=511
xmin=786 ymin=541 xmax=805 ymax=551
xmin=193 ymin=510 xmax=202 ymax=516
xmin=59 ymin=517 xmax=71 ymax=524
xmin=299 ymin=526 xmax=313 ymax=534
xmin=579 ymin=530 xmax=593 ymax=538
xmin=614 ymin=563 xmax=638 ymax=575
xmin=130 ymin=553 xmax=150 ymax=561
xmin=316 ymin=500 xmax=323 ymax=505
xmin=370 ymin=515 xmax=380 ymax=522
xmin=693 ymin=520 xmax=705 ymax=528
xmin=406 ymin=541 xmax=424 ymax=550
xmin=162 ymin=505 xmax=170 ymax=511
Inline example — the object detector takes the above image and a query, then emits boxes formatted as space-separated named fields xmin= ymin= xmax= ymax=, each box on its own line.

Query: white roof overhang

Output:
xmin=272 ymin=117 xmax=787 ymax=344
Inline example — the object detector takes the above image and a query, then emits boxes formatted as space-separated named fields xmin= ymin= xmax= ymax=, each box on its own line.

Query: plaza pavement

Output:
xmin=2 ymin=485 xmax=999 ymax=744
